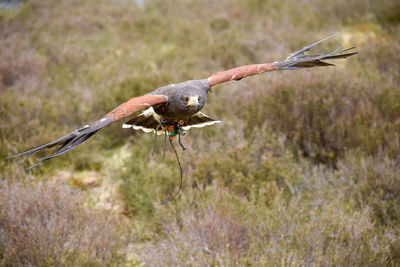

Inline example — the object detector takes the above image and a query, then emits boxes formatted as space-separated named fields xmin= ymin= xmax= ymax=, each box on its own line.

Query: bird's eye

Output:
xmin=183 ymin=97 xmax=189 ymax=102
xmin=198 ymin=97 xmax=201 ymax=102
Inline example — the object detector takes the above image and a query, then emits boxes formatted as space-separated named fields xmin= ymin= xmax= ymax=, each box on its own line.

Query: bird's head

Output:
xmin=160 ymin=79 xmax=209 ymax=117
xmin=178 ymin=94 xmax=205 ymax=115
xmin=182 ymin=95 xmax=201 ymax=107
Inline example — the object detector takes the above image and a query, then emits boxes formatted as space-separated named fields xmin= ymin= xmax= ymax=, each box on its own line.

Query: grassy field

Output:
xmin=1 ymin=0 xmax=399 ymax=265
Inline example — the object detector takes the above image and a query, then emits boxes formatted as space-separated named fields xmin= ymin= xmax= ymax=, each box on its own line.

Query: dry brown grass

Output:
xmin=138 ymin=203 xmax=250 ymax=266
xmin=0 ymin=179 xmax=128 ymax=266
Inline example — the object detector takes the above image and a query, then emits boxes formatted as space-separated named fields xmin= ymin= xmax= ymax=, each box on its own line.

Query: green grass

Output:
xmin=1 ymin=0 xmax=399 ymax=265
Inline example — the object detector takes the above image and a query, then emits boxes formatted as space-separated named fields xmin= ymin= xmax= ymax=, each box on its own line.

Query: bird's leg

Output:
xmin=176 ymin=120 xmax=186 ymax=151
xmin=160 ymin=118 xmax=168 ymax=131
xmin=160 ymin=118 xmax=187 ymax=159
xmin=167 ymin=125 xmax=176 ymax=141
xmin=178 ymin=134 xmax=186 ymax=151
xmin=152 ymin=124 xmax=161 ymax=156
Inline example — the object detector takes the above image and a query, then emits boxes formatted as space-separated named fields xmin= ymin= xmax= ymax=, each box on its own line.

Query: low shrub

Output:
xmin=137 ymin=201 xmax=250 ymax=266
xmin=0 ymin=179 xmax=129 ymax=266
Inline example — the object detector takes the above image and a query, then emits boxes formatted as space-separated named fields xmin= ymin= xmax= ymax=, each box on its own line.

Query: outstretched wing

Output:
xmin=7 ymin=94 xmax=168 ymax=169
xmin=207 ymin=34 xmax=357 ymax=87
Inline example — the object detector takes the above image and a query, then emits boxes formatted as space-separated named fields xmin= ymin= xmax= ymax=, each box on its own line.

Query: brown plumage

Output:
xmin=106 ymin=95 xmax=168 ymax=121
xmin=208 ymin=63 xmax=277 ymax=86
xmin=7 ymin=34 xmax=357 ymax=169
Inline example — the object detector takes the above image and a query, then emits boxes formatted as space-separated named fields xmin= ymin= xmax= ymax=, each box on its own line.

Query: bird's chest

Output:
xmin=153 ymin=102 xmax=201 ymax=120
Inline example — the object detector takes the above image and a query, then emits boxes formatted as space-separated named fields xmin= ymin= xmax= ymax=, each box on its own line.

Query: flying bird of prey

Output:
xmin=8 ymin=34 xmax=357 ymax=170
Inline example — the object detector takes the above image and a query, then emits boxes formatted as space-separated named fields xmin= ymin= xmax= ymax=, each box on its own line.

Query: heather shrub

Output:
xmin=336 ymin=154 xmax=400 ymax=226
xmin=241 ymin=66 xmax=400 ymax=166
xmin=138 ymin=203 xmax=250 ymax=266
xmin=117 ymin=142 xmax=183 ymax=221
xmin=133 ymin=152 xmax=398 ymax=266
xmin=191 ymin=128 xmax=299 ymax=205
xmin=0 ymin=179 xmax=129 ymax=266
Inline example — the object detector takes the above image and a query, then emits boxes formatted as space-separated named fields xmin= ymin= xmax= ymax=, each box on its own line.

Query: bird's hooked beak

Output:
xmin=187 ymin=96 xmax=199 ymax=106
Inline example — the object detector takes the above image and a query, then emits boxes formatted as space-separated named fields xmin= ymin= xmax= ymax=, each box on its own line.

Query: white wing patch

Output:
xmin=182 ymin=112 xmax=221 ymax=130
xmin=122 ymin=107 xmax=164 ymax=135
xmin=182 ymin=120 xmax=221 ymax=130
xmin=132 ymin=125 xmax=164 ymax=135
xmin=122 ymin=124 xmax=165 ymax=135
xmin=140 ymin=106 xmax=161 ymax=121
xmin=122 ymin=109 xmax=221 ymax=134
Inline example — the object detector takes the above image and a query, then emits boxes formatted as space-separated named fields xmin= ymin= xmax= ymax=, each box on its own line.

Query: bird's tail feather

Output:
xmin=277 ymin=34 xmax=358 ymax=70
xmin=7 ymin=117 xmax=113 ymax=170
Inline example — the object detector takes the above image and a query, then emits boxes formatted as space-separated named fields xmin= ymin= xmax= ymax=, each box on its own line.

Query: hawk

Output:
xmin=8 ymin=34 xmax=357 ymax=169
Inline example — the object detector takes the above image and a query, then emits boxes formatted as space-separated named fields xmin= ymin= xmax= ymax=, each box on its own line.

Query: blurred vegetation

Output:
xmin=0 ymin=0 xmax=399 ymax=265
xmin=0 ymin=179 xmax=129 ymax=266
